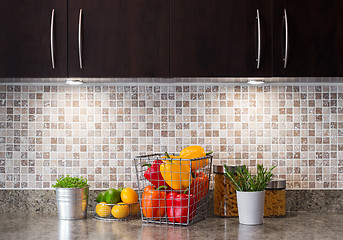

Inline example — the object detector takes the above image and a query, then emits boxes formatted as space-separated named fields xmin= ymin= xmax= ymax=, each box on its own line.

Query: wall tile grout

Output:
xmin=0 ymin=82 xmax=342 ymax=189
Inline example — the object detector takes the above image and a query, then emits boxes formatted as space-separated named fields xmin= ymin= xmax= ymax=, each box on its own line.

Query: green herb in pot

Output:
xmin=53 ymin=175 xmax=88 ymax=188
xmin=224 ymin=164 xmax=275 ymax=192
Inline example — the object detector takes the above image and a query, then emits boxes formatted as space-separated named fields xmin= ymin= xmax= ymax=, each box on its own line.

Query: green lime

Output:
xmin=104 ymin=188 xmax=121 ymax=204
xmin=96 ymin=191 xmax=106 ymax=203
xmin=117 ymin=187 xmax=125 ymax=202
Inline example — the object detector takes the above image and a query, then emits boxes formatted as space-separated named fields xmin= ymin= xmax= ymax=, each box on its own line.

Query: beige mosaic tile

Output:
xmin=0 ymin=83 xmax=343 ymax=189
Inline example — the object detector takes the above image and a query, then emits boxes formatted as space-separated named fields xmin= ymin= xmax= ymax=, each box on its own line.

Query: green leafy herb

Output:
xmin=52 ymin=175 xmax=88 ymax=188
xmin=224 ymin=164 xmax=275 ymax=192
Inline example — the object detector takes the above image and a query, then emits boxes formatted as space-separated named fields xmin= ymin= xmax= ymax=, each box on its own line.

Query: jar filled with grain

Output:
xmin=213 ymin=165 xmax=241 ymax=217
xmin=264 ymin=178 xmax=286 ymax=217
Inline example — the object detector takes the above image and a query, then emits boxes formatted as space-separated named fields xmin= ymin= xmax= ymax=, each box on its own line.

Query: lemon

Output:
xmin=95 ymin=202 xmax=111 ymax=217
xmin=121 ymin=188 xmax=138 ymax=204
xmin=111 ymin=203 xmax=129 ymax=219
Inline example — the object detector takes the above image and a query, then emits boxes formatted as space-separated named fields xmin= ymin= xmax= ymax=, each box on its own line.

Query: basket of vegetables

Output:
xmin=94 ymin=187 xmax=140 ymax=221
xmin=134 ymin=145 xmax=213 ymax=226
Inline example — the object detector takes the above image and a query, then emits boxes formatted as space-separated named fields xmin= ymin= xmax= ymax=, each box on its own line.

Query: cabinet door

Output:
xmin=68 ymin=0 xmax=169 ymax=78
xmin=170 ymin=0 xmax=272 ymax=77
xmin=0 ymin=0 xmax=67 ymax=78
xmin=273 ymin=0 xmax=343 ymax=77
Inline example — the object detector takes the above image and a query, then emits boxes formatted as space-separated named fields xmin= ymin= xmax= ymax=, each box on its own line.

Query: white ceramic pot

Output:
xmin=236 ymin=190 xmax=265 ymax=225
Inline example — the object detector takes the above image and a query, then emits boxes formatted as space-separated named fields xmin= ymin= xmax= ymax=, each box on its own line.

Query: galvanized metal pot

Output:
xmin=56 ymin=186 xmax=89 ymax=220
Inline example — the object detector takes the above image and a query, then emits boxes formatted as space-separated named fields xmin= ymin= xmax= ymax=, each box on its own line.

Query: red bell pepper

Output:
xmin=166 ymin=189 xmax=197 ymax=224
xmin=190 ymin=172 xmax=209 ymax=202
xmin=143 ymin=160 xmax=171 ymax=190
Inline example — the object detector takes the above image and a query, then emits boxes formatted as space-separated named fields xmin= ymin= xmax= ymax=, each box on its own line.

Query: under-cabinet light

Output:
xmin=247 ymin=79 xmax=264 ymax=85
xmin=66 ymin=79 xmax=83 ymax=85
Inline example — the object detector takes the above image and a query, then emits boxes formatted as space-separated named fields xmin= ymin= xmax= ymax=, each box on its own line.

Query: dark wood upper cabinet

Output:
xmin=273 ymin=0 xmax=343 ymax=77
xmin=2 ymin=0 xmax=343 ymax=79
xmin=67 ymin=0 xmax=169 ymax=78
xmin=170 ymin=0 xmax=272 ymax=77
xmin=171 ymin=0 xmax=343 ymax=78
xmin=0 ymin=0 xmax=67 ymax=78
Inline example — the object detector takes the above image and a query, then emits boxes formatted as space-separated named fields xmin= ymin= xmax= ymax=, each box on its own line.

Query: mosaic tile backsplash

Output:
xmin=1 ymin=83 xmax=343 ymax=189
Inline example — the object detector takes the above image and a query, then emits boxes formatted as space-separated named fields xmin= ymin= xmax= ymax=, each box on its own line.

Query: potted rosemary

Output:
xmin=53 ymin=175 xmax=89 ymax=220
xmin=224 ymin=164 xmax=275 ymax=225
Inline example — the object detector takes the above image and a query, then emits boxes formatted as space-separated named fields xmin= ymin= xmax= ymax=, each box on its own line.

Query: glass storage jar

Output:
xmin=264 ymin=178 xmax=286 ymax=217
xmin=213 ymin=165 xmax=241 ymax=217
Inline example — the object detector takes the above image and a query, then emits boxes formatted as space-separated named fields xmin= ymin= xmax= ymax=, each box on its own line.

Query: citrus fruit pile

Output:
xmin=95 ymin=187 xmax=139 ymax=219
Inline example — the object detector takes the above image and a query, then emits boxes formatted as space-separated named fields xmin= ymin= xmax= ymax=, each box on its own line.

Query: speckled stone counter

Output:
xmin=0 ymin=212 xmax=342 ymax=240
xmin=1 ymin=190 xmax=343 ymax=213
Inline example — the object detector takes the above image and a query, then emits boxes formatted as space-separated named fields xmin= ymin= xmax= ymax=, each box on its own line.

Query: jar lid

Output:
xmin=266 ymin=178 xmax=286 ymax=189
xmin=213 ymin=165 xmax=242 ymax=174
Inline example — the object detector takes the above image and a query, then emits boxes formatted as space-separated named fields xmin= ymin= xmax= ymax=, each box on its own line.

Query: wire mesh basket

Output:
xmin=134 ymin=153 xmax=213 ymax=226
xmin=94 ymin=202 xmax=140 ymax=221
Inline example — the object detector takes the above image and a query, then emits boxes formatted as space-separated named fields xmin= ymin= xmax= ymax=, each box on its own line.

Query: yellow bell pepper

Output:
xmin=179 ymin=145 xmax=213 ymax=171
xmin=160 ymin=159 xmax=192 ymax=190
xmin=161 ymin=154 xmax=179 ymax=159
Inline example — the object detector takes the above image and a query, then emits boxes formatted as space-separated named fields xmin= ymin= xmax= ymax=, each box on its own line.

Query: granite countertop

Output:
xmin=1 ymin=212 xmax=342 ymax=240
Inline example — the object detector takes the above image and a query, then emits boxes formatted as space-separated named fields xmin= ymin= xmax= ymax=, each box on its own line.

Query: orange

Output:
xmin=111 ymin=203 xmax=129 ymax=219
xmin=121 ymin=188 xmax=138 ymax=204
xmin=95 ymin=202 xmax=111 ymax=217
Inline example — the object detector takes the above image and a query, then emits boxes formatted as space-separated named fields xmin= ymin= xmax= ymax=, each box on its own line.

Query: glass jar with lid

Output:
xmin=264 ymin=178 xmax=286 ymax=217
xmin=213 ymin=165 xmax=241 ymax=217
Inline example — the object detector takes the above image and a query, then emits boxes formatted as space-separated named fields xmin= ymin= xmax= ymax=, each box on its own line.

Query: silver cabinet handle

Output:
xmin=283 ymin=9 xmax=288 ymax=69
xmin=256 ymin=9 xmax=261 ymax=69
xmin=78 ymin=9 xmax=83 ymax=69
xmin=50 ymin=9 xmax=55 ymax=69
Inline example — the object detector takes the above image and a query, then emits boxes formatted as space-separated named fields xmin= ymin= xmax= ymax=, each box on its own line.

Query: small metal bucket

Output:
xmin=56 ymin=186 xmax=89 ymax=220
